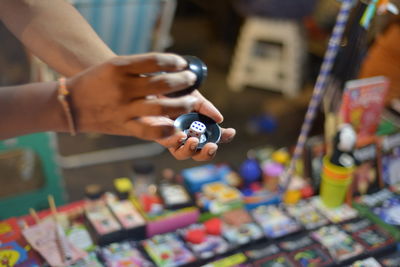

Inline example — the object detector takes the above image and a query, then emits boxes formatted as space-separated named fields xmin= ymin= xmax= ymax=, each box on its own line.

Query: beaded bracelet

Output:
xmin=57 ymin=77 xmax=77 ymax=136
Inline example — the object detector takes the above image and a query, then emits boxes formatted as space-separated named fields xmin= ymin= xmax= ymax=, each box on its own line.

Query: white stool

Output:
xmin=227 ymin=17 xmax=306 ymax=98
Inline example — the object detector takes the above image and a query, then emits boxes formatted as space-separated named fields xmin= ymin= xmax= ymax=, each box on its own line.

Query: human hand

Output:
xmin=156 ymin=90 xmax=236 ymax=161
xmin=66 ymin=53 xmax=199 ymax=140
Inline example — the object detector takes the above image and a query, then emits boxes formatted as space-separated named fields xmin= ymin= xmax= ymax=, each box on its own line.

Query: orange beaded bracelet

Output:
xmin=57 ymin=77 xmax=76 ymax=136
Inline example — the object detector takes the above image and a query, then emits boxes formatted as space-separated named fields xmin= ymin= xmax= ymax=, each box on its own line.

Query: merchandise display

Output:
xmin=1 ymin=172 xmax=400 ymax=266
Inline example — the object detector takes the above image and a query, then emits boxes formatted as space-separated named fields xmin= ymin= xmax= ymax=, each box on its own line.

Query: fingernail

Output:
xmin=176 ymin=56 xmax=187 ymax=69
xmin=187 ymin=71 xmax=197 ymax=85
xmin=208 ymin=148 xmax=217 ymax=157
xmin=179 ymin=137 xmax=187 ymax=144
xmin=190 ymin=142 xmax=198 ymax=151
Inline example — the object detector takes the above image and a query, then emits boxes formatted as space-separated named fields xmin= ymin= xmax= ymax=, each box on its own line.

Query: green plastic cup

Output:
xmin=320 ymin=172 xmax=352 ymax=208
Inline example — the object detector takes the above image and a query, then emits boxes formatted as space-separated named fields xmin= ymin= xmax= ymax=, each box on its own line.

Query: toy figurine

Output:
xmin=330 ymin=124 xmax=357 ymax=167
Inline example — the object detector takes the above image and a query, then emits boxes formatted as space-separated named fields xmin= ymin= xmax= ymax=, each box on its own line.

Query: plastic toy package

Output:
xmin=377 ymin=251 xmax=400 ymax=267
xmin=352 ymin=225 xmax=396 ymax=255
xmin=340 ymin=219 xmax=373 ymax=234
xmin=288 ymin=244 xmax=333 ymax=267
xmin=311 ymin=225 xmax=364 ymax=263
xmin=253 ymin=253 xmax=295 ymax=267
xmin=178 ymin=222 xmax=230 ymax=260
xmin=69 ymin=251 xmax=104 ymax=267
xmin=142 ymin=233 xmax=196 ymax=267
xmin=278 ymin=234 xmax=315 ymax=253
xmin=311 ymin=197 xmax=358 ymax=223
xmin=251 ymin=205 xmax=301 ymax=239
xmin=373 ymin=196 xmax=400 ymax=226
xmin=99 ymin=241 xmax=153 ymax=267
xmin=285 ymin=200 xmax=329 ymax=230
xmin=349 ymin=257 xmax=382 ymax=267
xmin=221 ymin=208 xmax=264 ymax=246
xmin=244 ymin=243 xmax=281 ymax=262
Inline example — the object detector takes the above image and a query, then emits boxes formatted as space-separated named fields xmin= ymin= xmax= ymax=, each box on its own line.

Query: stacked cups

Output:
xmin=320 ymin=156 xmax=354 ymax=208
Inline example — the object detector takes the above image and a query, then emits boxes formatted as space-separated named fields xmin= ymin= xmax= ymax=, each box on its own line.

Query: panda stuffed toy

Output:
xmin=330 ymin=124 xmax=358 ymax=168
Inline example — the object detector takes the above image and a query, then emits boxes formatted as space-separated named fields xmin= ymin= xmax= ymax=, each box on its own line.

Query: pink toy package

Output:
xmin=340 ymin=76 xmax=389 ymax=139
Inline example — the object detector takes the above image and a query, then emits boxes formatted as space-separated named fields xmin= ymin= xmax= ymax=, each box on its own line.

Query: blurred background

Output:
xmin=0 ymin=0 xmax=340 ymax=213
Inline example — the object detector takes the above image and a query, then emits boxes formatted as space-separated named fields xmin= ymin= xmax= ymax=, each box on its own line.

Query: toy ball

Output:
xmin=204 ymin=218 xmax=222 ymax=236
xmin=186 ymin=229 xmax=206 ymax=244
xmin=239 ymin=159 xmax=262 ymax=184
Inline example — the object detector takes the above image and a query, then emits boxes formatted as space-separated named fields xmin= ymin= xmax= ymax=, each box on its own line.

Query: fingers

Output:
xmin=124 ymin=71 xmax=197 ymax=98
xmin=219 ymin=127 xmax=236 ymax=143
xmin=168 ymin=137 xmax=200 ymax=160
xmin=168 ymin=141 xmax=218 ymax=161
xmin=191 ymin=91 xmax=224 ymax=123
xmin=192 ymin=143 xmax=218 ymax=161
xmin=127 ymin=96 xmax=198 ymax=119
xmin=109 ymin=53 xmax=187 ymax=74
xmin=157 ymin=127 xmax=235 ymax=161
xmin=124 ymin=117 xmax=175 ymax=141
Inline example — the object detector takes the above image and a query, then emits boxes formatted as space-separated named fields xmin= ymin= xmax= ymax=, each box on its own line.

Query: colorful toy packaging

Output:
xmin=251 ymin=205 xmax=301 ymax=239
xmin=288 ymin=244 xmax=333 ymax=267
xmin=339 ymin=76 xmax=389 ymax=139
xmin=99 ymin=241 xmax=153 ymax=267
xmin=220 ymin=208 xmax=264 ymax=246
xmin=178 ymin=221 xmax=230 ymax=260
xmin=285 ymin=200 xmax=329 ymax=230
xmin=142 ymin=233 xmax=195 ymax=267
xmin=311 ymin=225 xmax=364 ymax=263
xmin=253 ymin=253 xmax=295 ymax=267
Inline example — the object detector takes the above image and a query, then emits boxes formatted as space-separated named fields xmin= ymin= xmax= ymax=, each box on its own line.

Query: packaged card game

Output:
xmin=312 ymin=197 xmax=358 ymax=223
xmin=289 ymin=244 xmax=333 ymax=267
xmin=142 ymin=233 xmax=196 ymax=267
xmin=311 ymin=226 xmax=364 ymax=263
xmin=158 ymin=183 xmax=192 ymax=210
xmin=251 ymin=205 xmax=301 ymax=239
xmin=355 ymin=189 xmax=394 ymax=208
xmin=221 ymin=209 xmax=264 ymax=246
xmin=377 ymin=250 xmax=400 ymax=267
xmin=349 ymin=257 xmax=382 ymax=267
xmin=69 ymin=251 xmax=104 ymax=267
xmin=278 ymin=234 xmax=315 ymax=253
xmin=244 ymin=243 xmax=281 ymax=262
xmin=352 ymin=226 xmax=396 ymax=255
xmin=340 ymin=219 xmax=373 ymax=234
xmin=373 ymin=196 xmax=400 ymax=226
xmin=285 ymin=201 xmax=329 ymax=230
xmin=99 ymin=241 xmax=153 ymax=267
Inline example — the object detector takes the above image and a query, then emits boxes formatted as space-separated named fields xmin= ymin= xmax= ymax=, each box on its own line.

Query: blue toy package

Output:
xmin=251 ymin=205 xmax=301 ymax=239
xmin=373 ymin=197 xmax=400 ymax=226
xmin=181 ymin=164 xmax=231 ymax=194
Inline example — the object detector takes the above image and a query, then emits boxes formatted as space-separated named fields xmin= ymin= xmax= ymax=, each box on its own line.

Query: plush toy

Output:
xmin=330 ymin=124 xmax=357 ymax=167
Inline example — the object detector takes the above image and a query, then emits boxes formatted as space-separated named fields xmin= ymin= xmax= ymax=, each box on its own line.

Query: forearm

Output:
xmin=0 ymin=82 xmax=67 ymax=140
xmin=0 ymin=0 xmax=116 ymax=77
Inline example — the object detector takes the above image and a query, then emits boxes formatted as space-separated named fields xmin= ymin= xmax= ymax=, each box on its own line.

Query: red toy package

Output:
xmin=340 ymin=76 xmax=389 ymax=139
